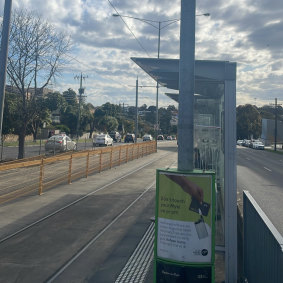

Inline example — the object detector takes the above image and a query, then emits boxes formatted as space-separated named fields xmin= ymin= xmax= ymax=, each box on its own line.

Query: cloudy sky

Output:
xmin=1 ymin=0 xmax=283 ymax=108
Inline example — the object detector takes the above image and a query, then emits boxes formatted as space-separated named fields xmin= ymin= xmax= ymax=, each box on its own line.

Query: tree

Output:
xmin=97 ymin=116 xmax=118 ymax=132
xmin=4 ymin=9 xmax=71 ymax=158
xmin=237 ymin=104 xmax=261 ymax=139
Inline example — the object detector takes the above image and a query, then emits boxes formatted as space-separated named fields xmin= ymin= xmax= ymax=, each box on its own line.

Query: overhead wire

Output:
xmin=107 ymin=0 xmax=151 ymax=57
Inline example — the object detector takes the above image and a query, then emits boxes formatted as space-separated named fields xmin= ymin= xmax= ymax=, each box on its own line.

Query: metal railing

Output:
xmin=243 ymin=190 xmax=283 ymax=283
xmin=0 ymin=142 xmax=156 ymax=204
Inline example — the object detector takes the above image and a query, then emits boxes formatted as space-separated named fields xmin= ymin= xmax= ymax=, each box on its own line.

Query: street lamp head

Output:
xmin=203 ymin=13 xmax=210 ymax=17
xmin=112 ymin=13 xmax=120 ymax=17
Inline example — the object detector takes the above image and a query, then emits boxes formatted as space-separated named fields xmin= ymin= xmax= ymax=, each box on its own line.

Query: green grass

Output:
xmin=266 ymin=148 xmax=283 ymax=155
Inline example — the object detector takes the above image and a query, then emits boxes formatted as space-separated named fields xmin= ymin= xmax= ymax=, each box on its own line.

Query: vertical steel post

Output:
xmin=135 ymin=77 xmax=138 ymax=143
xmin=178 ymin=0 xmax=196 ymax=171
xmin=0 ymin=0 xmax=12 ymax=146
xmin=274 ymin=98 xmax=277 ymax=151
xmin=155 ymin=22 xmax=161 ymax=145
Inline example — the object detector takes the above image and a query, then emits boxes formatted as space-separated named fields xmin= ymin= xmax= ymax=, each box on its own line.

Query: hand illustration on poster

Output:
xmin=157 ymin=172 xmax=213 ymax=263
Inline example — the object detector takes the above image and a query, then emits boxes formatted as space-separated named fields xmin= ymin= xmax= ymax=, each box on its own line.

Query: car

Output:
xmin=252 ymin=141 xmax=265 ymax=150
xmin=143 ymin=134 xmax=153 ymax=141
xmin=166 ymin=136 xmax=173 ymax=140
xmin=45 ymin=134 xmax=76 ymax=152
xmin=237 ymin=140 xmax=243 ymax=145
xmin=124 ymin=133 xmax=135 ymax=143
xmin=93 ymin=134 xmax=113 ymax=147
xmin=242 ymin=140 xmax=251 ymax=147
xmin=171 ymin=135 xmax=177 ymax=140
xmin=109 ymin=131 xmax=121 ymax=142
xmin=157 ymin=135 xmax=164 ymax=140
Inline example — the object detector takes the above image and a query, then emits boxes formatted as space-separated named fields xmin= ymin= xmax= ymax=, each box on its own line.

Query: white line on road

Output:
xmin=264 ymin=167 xmax=272 ymax=172
xmin=246 ymin=158 xmax=251 ymax=160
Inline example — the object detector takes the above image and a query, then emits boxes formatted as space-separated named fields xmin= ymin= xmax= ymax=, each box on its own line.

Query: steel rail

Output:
xmin=0 ymin=151 xmax=171 ymax=244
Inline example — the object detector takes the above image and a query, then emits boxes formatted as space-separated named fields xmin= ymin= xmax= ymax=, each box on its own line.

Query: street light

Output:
xmin=113 ymin=12 xmax=210 ymax=142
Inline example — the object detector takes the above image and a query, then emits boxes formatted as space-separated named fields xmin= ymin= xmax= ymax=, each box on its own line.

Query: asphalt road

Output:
xmin=0 ymin=141 xmax=178 ymax=282
xmin=237 ymin=146 xmax=283 ymax=235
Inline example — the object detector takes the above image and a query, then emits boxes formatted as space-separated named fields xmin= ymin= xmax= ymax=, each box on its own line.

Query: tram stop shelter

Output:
xmin=132 ymin=58 xmax=237 ymax=282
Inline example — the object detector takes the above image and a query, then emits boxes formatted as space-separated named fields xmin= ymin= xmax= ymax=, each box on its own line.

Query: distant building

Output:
xmin=261 ymin=118 xmax=283 ymax=145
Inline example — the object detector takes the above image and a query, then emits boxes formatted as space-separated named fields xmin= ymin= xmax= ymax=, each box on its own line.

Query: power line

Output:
xmin=107 ymin=0 xmax=151 ymax=57
xmin=63 ymin=53 xmax=130 ymax=90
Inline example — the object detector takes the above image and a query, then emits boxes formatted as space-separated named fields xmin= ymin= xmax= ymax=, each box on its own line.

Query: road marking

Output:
xmin=246 ymin=158 xmax=251 ymax=160
xmin=264 ymin=167 xmax=272 ymax=172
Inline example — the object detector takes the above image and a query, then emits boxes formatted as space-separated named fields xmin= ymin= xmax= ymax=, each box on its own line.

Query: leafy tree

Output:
xmin=97 ymin=116 xmax=118 ymax=132
xmin=3 ymin=9 xmax=71 ymax=158
xmin=60 ymin=105 xmax=78 ymax=136
xmin=237 ymin=104 xmax=261 ymax=139
xmin=63 ymin=89 xmax=77 ymax=106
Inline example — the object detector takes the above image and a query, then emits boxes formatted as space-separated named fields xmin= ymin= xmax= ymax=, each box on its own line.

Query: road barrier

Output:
xmin=0 ymin=142 xmax=156 ymax=204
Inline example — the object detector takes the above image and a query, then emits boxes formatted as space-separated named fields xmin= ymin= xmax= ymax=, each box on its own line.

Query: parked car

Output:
xmin=237 ymin=140 xmax=243 ymax=145
xmin=45 ymin=134 xmax=76 ymax=152
xmin=252 ymin=141 xmax=265 ymax=150
xmin=166 ymin=136 xmax=173 ymax=140
xmin=242 ymin=140 xmax=251 ymax=147
xmin=109 ymin=131 xmax=121 ymax=142
xmin=124 ymin=133 xmax=135 ymax=143
xmin=93 ymin=134 xmax=113 ymax=147
xmin=143 ymin=134 xmax=153 ymax=141
xmin=157 ymin=135 xmax=164 ymax=140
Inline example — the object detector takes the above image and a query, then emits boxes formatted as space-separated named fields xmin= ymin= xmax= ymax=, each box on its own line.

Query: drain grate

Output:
xmin=115 ymin=222 xmax=154 ymax=283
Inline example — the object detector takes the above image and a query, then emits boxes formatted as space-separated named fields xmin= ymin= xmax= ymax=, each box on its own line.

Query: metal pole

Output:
xmin=155 ymin=22 xmax=161 ymax=143
xmin=178 ymin=0 xmax=196 ymax=171
xmin=135 ymin=77 xmax=138 ymax=143
xmin=274 ymin=98 xmax=277 ymax=151
xmin=0 ymin=0 xmax=12 ymax=145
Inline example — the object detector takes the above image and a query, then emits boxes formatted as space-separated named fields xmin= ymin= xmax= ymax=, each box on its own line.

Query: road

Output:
xmin=237 ymin=146 xmax=283 ymax=235
xmin=0 ymin=141 xmax=178 ymax=282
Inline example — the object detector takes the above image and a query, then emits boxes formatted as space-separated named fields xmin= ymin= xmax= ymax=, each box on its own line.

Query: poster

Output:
xmin=156 ymin=171 xmax=213 ymax=264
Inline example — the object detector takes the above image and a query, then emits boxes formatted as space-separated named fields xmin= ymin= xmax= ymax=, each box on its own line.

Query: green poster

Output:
xmin=156 ymin=170 xmax=214 ymax=264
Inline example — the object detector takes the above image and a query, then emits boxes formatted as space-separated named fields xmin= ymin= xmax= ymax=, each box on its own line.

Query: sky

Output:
xmin=1 ymin=0 xmax=283 ymax=108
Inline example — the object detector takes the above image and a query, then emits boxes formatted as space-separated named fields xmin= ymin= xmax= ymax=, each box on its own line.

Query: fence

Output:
xmin=0 ymin=138 xmax=95 ymax=161
xmin=0 ymin=142 xmax=156 ymax=205
xmin=243 ymin=190 xmax=283 ymax=283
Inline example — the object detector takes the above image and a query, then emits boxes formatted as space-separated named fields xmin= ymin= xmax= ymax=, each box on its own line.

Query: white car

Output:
xmin=143 ymin=134 xmax=153 ymax=141
xmin=237 ymin=140 xmax=243 ymax=145
xmin=252 ymin=141 xmax=265 ymax=150
xmin=93 ymin=134 xmax=113 ymax=147
xmin=45 ymin=134 xmax=77 ymax=152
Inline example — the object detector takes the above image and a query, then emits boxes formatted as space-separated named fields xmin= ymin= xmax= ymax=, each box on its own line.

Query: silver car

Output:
xmin=93 ymin=134 xmax=113 ymax=147
xmin=45 ymin=134 xmax=77 ymax=152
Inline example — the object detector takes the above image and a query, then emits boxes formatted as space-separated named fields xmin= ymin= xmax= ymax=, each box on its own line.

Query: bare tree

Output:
xmin=3 ymin=9 xmax=71 ymax=158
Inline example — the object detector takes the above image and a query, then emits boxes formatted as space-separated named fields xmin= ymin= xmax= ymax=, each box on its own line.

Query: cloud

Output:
xmin=0 ymin=0 xmax=282 ymax=107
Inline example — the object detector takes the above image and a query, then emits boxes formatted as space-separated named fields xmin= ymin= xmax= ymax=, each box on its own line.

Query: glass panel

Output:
xmin=194 ymin=81 xmax=225 ymax=246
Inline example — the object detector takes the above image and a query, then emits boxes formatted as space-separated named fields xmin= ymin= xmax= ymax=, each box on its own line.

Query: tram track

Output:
xmin=0 ymin=142 xmax=178 ymax=282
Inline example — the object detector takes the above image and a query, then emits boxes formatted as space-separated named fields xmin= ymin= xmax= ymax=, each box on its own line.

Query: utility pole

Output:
xmin=74 ymin=73 xmax=87 ymax=143
xmin=0 ymin=0 xmax=12 ymax=145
